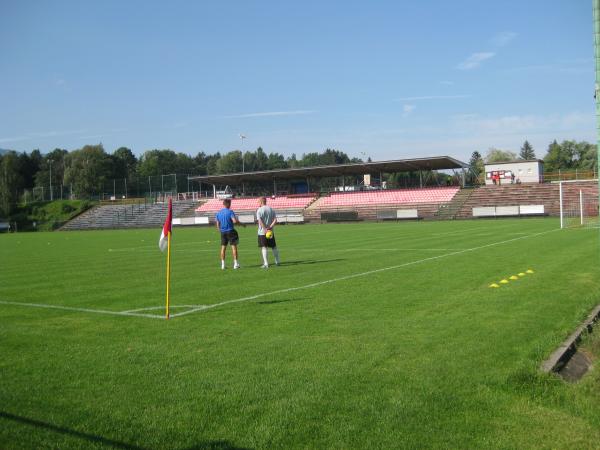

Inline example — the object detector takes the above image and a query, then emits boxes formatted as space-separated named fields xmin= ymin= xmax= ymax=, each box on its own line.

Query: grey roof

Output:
xmin=484 ymin=159 xmax=544 ymax=166
xmin=189 ymin=156 xmax=467 ymax=186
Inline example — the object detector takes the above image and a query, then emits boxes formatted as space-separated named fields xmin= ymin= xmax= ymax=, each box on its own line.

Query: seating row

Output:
xmin=316 ymin=187 xmax=459 ymax=207
xmin=196 ymin=196 xmax=315 ymax=213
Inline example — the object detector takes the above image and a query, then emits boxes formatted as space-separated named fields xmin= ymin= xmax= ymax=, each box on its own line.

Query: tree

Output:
xmin=574 ymin=141 xmax=597 ymax=171
xmin=63 ymin=145 xmax=112 ymax=197
xmin=137 ymin=150 xmax=179 ymax=177
xmin=543 ymin=140 xmax=572 ymax=172
xmin=0 ymin=151 xmax=24 ymax=215
xmin=286 ymin=153 xmax=299 ymax=168
xmin=485 ymin=148 xmax=517 ymax=163
xmin=112 ymin=147 xmax=137 ymax=180
xmin=216 ymin=151 xmax=243 ymax=174
xmin=267 ymin=152 xmax=287 ymax=170
xmin=519 ymin=140 xmax=536 ymax=160
xmin=468 ymin=151 xmax=484 ymax=184
xmin=254 ymin=147 xmax=269 ymax=171
xmin=18 ymin=150 xmax=42 ymax=189
xmin=34 ymin=149 xmax=68 ymax=198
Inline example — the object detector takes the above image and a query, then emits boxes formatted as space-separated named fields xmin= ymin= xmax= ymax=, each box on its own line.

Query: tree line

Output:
xmin=0 ymin=145 xmax=359 ymax=216
xmin=1 ymin=138 xmax=596 ymax=217
xmin=467 ymin=139 xmax=596 ymax=183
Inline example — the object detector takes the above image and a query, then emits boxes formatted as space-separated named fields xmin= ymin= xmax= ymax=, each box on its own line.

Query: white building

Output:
xmin=484 ymin=160 xmax=544 ymax=185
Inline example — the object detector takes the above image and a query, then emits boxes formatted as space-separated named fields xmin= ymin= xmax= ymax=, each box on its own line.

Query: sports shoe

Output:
xmin=233 ymin=263 xmax=240 ymax=269
xmin=261 ymin=264 xmax=269 ymax=269
xmin=275 ymin=261 xmax=280 ymax=266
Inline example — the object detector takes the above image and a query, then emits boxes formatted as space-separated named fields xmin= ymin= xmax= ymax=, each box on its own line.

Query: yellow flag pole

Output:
xmin=165 ymin=231 xmax=171 ymax=319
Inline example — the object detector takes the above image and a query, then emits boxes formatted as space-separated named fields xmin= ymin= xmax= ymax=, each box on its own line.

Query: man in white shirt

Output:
xmin=256 ymin=197 xmax=280 ymax=268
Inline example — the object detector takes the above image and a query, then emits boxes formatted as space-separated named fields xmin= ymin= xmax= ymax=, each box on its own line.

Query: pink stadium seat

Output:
xmin=196 ymin=195 xmax=316 ymax=213
xmin=318 ymin=187 xmax=459 ymax=207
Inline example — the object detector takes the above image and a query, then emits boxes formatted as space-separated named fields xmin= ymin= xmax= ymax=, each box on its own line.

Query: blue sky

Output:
xmin=0 ymin=0 xmax=594 ymax=162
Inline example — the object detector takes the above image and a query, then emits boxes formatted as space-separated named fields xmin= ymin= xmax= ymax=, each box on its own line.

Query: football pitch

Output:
xmin=1 ymin=218 xmax=600 ymax=449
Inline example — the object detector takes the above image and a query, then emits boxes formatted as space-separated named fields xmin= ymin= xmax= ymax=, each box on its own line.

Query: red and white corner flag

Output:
xmin=159 ymin=198 xmax=173 ymax=319
xmin=159 ymin=198 xmax=172 ymax=252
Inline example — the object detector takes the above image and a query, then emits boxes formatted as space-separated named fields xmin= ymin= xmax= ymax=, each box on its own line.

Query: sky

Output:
xmin=0 ymin=0 xmax=595 ymax=163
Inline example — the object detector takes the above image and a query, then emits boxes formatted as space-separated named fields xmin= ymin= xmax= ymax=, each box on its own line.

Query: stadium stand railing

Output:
xmin=61 ymin=200 xmax=202 ymax=230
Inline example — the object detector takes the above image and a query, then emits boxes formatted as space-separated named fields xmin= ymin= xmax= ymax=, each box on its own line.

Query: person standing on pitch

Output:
xmin=215 ymin=198 xmax=241 ymax=270
xmin=257 ymin=196 xmax=280 ymax=268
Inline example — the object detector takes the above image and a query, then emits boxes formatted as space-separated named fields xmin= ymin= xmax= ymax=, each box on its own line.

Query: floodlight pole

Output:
xmin=49 ymin=159 xmax=53 ymax=201
xmin=594 ymin=0 xmax=600 ymax=228
xmin=240 ymin=134 xmax=246 ymax=172
xmin=240 ymin=134 xmax=246 ymax=195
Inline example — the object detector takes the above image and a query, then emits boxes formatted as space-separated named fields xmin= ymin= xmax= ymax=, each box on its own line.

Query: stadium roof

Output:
xmin=188 ymin=156 xmax=467 ymax=186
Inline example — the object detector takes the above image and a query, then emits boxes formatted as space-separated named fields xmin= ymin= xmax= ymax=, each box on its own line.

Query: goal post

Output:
xmin=559 ymin=180 xmax=599 ymax=229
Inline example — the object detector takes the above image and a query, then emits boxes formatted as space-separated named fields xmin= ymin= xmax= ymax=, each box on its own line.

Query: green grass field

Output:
xmin=2 ymin=219 xmax=600 ymax=449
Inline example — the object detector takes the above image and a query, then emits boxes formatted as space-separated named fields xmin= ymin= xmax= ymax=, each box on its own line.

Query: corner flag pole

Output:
xmin=166 ymin=230 xmax=171 ymax=319
xmin=159 ymin=197 xmax=173 ymax=320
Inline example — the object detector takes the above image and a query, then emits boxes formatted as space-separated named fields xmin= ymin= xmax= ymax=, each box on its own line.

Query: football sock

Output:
xmin=272 ymin=247 xmax=280 ymax=264
xmin=221 ymin=260 xmax=225 ymax=269
xmin=261 ymin=247 xmax=268 ymax=265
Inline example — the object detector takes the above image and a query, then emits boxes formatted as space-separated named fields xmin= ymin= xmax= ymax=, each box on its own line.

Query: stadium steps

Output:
xmin=433 ymin=188 xmax=474 ymax=220
xmin=452 ymin=183 xmax=598 ymax=218
xmin=61 ymin=200 xmax=204 ymax=230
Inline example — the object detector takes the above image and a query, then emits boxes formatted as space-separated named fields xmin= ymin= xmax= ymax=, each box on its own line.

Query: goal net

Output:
xmin=559 ymin=180 xmax=599 ymax=229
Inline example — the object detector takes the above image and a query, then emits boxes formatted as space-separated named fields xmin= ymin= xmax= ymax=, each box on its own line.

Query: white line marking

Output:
xmin=0 ymin=300 xmax=164 ymax=319
xmin=122 ymin=304 xmax=208 ymax=313
xmin=170 ymin=228 xmax=560 ymax=318
xmin=292 ymin=247 xmax=463 ymax=252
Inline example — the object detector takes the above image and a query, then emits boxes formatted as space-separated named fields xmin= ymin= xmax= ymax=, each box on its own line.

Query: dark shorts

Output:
xmin=258 ymin=233 xmax=276 ymax=248
xmin=220 ymin=229 xmax=239 ymax=246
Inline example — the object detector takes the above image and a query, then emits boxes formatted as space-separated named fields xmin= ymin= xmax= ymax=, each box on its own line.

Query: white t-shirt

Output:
xmin=256 ymin=205 xmax=276 ymax=235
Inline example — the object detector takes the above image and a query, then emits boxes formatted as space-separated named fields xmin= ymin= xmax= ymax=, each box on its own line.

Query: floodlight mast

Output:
xmin=594 ymin=0 xmax=600 ymax=226
xmin=240 ymin=133 xmax=246 ymax=195
xmin=49 ymin=159 xmax=53 ymax=201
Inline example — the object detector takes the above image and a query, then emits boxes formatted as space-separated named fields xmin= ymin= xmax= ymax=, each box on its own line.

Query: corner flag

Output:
xmin=159 ymin=198 xmax=172 ymax=252
xmin=159 ymin=198 xmax=173 ymax=319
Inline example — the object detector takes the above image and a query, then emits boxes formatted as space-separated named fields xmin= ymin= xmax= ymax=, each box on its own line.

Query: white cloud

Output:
xmin=457 ymin=52 xmax=495 ymax=70
xmin=402 ymin=104 xmax=416 ymax=117
xmin=491 ymin=31 xmax=517 ymax=47
xmin=223 ymin=110 xmax=316 ymax=119
xmin=0 ymin=129 xmax=87 ymax=143
xmin=450 ymin=112 xmax=593 ymax=135
xmin=395 ymin=95 xmax=469 ymax=101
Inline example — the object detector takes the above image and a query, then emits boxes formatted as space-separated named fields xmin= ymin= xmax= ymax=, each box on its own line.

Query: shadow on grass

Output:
xmin=276 ymin=258 xmax=345 ymax=266
xmin=258 ymin=297 xmax=306 ymax=305
xmin=244 ymin=259 xmax=345 ymax=269
xmin=0 ymin=411 xmax=250 ymax=450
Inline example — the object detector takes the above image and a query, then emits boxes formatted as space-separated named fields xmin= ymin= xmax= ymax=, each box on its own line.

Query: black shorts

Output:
xmin=220 ymin=230 xmax=239 ymax=246
xmin=258 ymin=233 xmax=276 ymax=248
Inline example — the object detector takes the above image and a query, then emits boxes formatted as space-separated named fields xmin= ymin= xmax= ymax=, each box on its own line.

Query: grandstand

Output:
xmin=304 ymin=187 xmax=460 ymax=221
xmin=59 ymin=181 xmax=600 ymax=230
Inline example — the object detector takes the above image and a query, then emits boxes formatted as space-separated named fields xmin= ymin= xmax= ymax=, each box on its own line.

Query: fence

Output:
xmin=543 ymin=169 xmax=597 ymax=182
